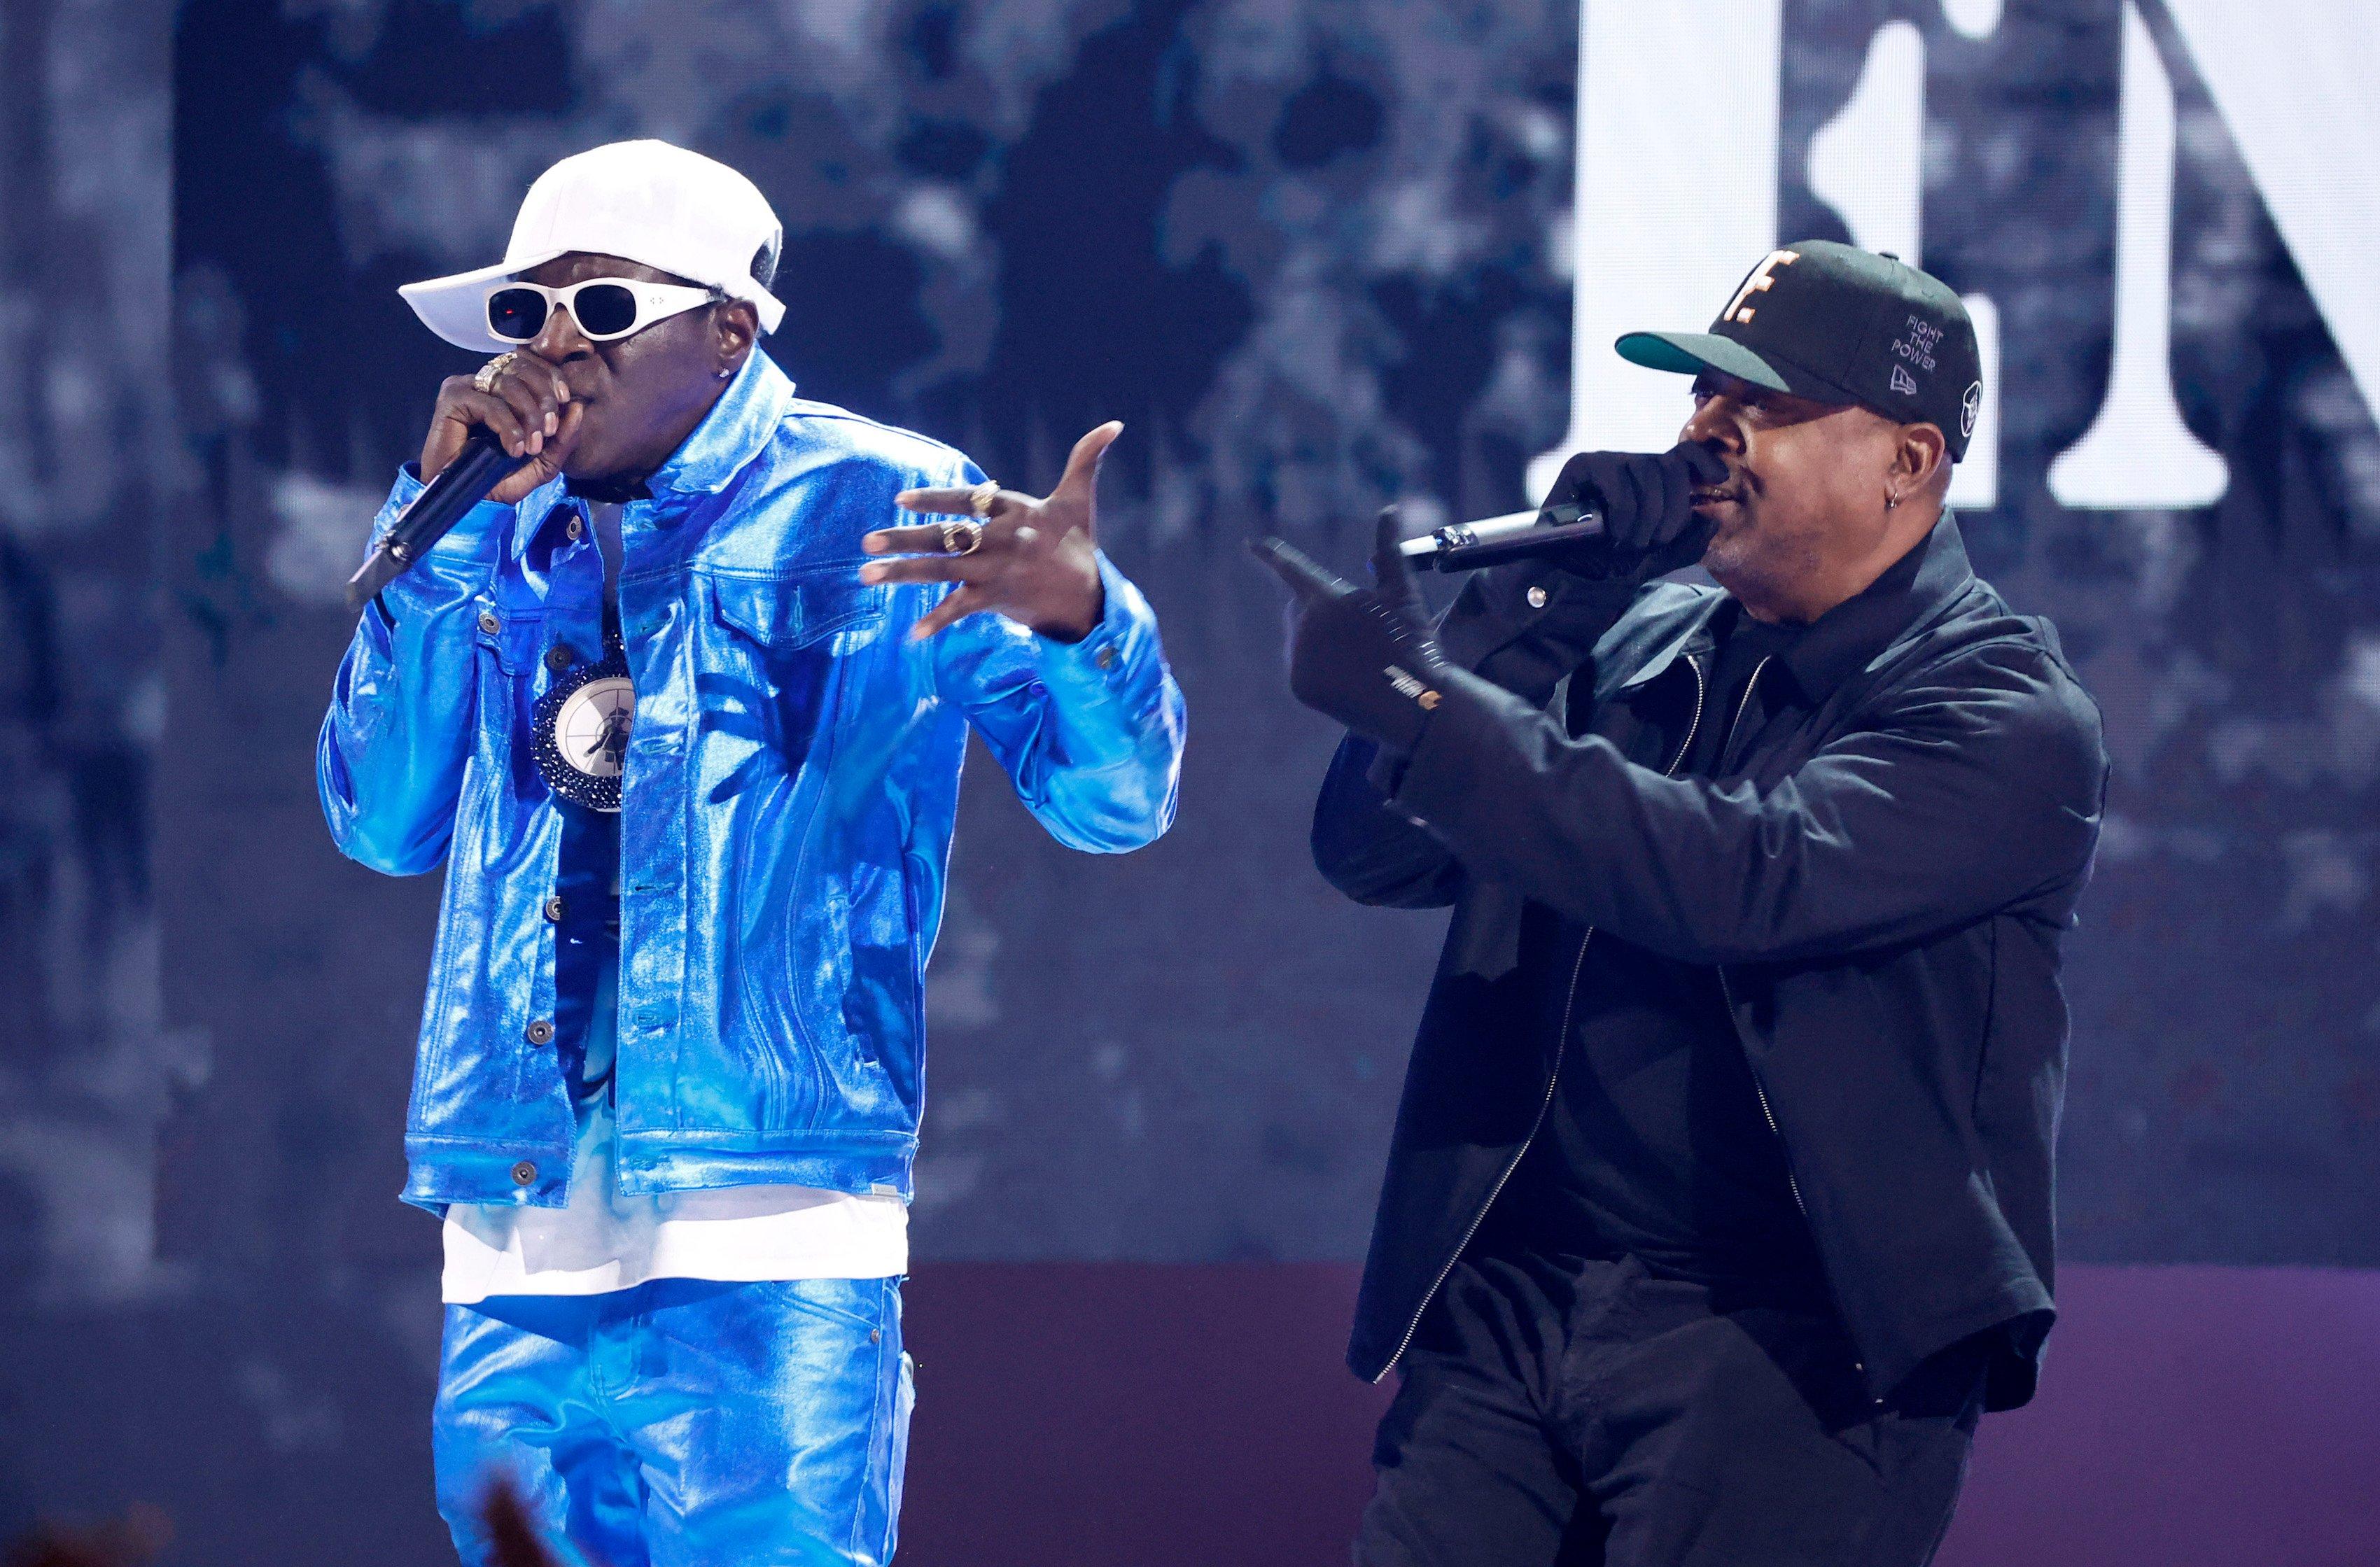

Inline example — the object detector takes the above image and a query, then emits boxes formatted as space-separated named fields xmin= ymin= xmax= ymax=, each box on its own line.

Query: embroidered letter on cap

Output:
xmin=1723 ymin=248 xmax=1800 ymax=324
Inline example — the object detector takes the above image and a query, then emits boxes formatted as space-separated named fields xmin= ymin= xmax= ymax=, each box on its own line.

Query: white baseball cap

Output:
xmin=399 ymin=139 xmax=785 ymax=353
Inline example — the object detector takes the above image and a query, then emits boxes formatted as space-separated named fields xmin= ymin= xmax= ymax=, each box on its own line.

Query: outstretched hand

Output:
xmin=1254 ymin=505 xmax=1454 ymax=756
xmin=862 ymin=422 xmax=1120 ymax=642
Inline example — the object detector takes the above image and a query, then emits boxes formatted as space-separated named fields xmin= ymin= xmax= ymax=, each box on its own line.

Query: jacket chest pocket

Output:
xmin=708 ymin=571 xmax=890 ymax=656
xmin=699 ymin=572 xmax=890 ymax=787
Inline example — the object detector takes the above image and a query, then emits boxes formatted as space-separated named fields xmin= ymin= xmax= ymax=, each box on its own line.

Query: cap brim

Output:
xmin=397 ymin=250 xmax=568 ymax=353
xmin=398 ymin=250 xmax=785 ymax=349
xmin=1614 ymin=330 xmax=1863 ymax=407
xmin=1615 ymin=330 xmax=1783 ymax=390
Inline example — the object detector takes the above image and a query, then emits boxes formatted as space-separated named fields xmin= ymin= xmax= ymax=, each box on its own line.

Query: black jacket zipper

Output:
xmin=1709 ymin=656 xmax=1813 ymax=1226
xmin=1371 ymin=652 xmax=1711 ymax=1382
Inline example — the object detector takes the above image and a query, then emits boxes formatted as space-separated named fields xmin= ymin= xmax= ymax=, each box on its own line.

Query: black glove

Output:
xmin=1254 ymin=505 xmax=1452 ymax=756
xmin=1540 ymin=441 xmax=1730 ymax=582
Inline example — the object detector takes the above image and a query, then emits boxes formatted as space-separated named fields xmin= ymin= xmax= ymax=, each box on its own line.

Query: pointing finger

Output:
xmin=1369 ymin=504 xmax=1413 ymax=587
xmin=1250 ymin=536 xmax=1350 ymax=606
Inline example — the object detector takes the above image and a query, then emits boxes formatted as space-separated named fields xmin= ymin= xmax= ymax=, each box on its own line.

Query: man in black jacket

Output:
xmin=1259 ymin=242 xmax=2108 ymax=1566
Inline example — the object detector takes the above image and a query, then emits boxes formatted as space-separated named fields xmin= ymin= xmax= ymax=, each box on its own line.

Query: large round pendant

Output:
xmin=533 ymin=651 xmax=634 ymax=812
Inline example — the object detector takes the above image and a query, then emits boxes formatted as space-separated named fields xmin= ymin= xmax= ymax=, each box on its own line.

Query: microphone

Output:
xmin=1396 ymin=501 xmax=1604 ymax=572
xmin=345 ymin=428 xmax=529 ymax=610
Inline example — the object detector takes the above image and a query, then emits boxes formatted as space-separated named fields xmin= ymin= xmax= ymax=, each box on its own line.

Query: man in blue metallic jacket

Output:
xmin=317 ymin=140 xmax=1184 ymax=1567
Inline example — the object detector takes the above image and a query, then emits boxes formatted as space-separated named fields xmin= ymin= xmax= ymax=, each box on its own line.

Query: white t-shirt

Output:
xmin=440 ymin=1099 xmax=908 ymax=1304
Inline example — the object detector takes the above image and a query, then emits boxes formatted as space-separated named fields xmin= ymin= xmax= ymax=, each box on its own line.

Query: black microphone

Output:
xmin=345 ymin=428 xmax=529 ymax=610
xmin=1395 ymin=501 xmax=1604 ymax=572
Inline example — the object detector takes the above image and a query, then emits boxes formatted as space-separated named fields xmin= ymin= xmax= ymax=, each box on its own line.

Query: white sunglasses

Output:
xmin=484 ymin=277 xmax=722 ymax=344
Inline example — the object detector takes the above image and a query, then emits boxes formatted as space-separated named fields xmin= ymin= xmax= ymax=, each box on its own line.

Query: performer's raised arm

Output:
xmin=860 ymin=422 xmax=1184 ymax=853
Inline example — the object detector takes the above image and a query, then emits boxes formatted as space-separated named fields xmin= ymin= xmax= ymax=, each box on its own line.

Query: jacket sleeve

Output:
xmin=1306 ymin=568 xmax=1643 ymax=911
xmin=927 ymin=463 xmax=1184 ymax=854
xmin=316 ymin=468 xmax=512 ymax=876
xmin=1385 ymin=639 xmax=2108 ymax=964
xmin=1310 ymin=733 xmax=1462 ymax=907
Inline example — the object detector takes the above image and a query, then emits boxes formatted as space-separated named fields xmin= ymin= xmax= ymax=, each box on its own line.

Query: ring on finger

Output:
xmin=969 ymin=480 xmax=1000 ymax=519
xmin=941 ymin=520 xmax=985 ymax=557
xmin=474 ymin=352 xmax=517 ymax=394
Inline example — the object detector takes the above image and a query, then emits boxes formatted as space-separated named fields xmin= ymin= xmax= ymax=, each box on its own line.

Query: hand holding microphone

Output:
xmin=346 ymin=353 xmax=578 ymax=609
xmin=1539 ymin=441 xmax=1729 ymax=582
xmin=421 ymin=350 xmax=584 ymax=503
xmin=1250 ymin=441 xmax=1732 ymax=751
xmin=1399 ymin=442 xmax=1728 ymax=579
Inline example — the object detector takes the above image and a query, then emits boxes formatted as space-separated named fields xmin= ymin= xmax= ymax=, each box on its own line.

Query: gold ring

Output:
xmin=474 ymin=352 xmax=517 ymax=393
xmin=969 ymin=480 xmax=1000 ymax=519
xmin=941 ymin=520 xmax=984 ymax=557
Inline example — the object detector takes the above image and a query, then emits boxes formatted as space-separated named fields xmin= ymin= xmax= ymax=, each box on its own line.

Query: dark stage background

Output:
xmin=4 ymin=0 xmax=2378 ymax=1561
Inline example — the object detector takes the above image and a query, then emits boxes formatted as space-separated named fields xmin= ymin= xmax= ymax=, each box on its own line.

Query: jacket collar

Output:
xmin=1768 ymin=511 xmax=1975 ymax=705
xmin=648 ymin=349 xmax=794 ymax=498
xmin=509 ymin=351 xmax=793 ymax=560
xmin=1611 ymin=510 xmax=1974 ymax=701
xmin=1614 ymin=590 xmax=1728 ymax=692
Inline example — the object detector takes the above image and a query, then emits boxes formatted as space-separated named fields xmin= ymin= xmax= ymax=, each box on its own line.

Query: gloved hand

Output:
xmin=1539 ymin=441 xmax=1730 ymax=582
xmin=1254 ymin=505 xmax=1452 ymax=757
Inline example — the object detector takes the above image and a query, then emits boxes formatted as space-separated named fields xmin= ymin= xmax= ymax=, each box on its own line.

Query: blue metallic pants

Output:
xmin=433 ymin=1277 xmax=912 ymax=1567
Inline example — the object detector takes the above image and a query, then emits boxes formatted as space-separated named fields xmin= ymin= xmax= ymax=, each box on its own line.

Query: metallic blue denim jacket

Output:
xmin=318 ymin=353 xmax=1184 ymax=1212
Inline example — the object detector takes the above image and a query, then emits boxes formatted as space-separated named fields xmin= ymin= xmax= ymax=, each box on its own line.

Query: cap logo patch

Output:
xmin=1723 ymin=248 xmax=1800 ymax=324
xmin=1891 ymin=314 xmax=1942 ymax=374
xmin=1961 ymin=380 xmax=1982 ymax=439
xmin=1891 ymin=364 xmax=1920 ymax=397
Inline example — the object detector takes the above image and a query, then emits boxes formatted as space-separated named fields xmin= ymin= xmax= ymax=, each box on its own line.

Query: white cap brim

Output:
xmin=397 ymin=250 xmax=570 ymax=353
xmin=398 ymin=249 xmax=786 ymax=353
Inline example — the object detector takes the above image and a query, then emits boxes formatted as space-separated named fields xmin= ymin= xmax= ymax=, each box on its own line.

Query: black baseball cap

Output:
xmin=1615 ymin=240 xmax=1982 ymax=461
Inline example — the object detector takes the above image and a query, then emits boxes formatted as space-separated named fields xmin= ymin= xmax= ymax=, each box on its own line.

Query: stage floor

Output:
xmin=900 ymin=1261 xmax=2380 ymax=1567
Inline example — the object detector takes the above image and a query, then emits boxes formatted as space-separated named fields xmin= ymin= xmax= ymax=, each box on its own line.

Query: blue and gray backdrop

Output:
xmin=1 ymin=0 xmax=2374 ymax=1561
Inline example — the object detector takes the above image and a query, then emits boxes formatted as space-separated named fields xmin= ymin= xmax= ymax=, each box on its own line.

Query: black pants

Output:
xmin=1355 ymin=1255 xmax=1984 ymax=1567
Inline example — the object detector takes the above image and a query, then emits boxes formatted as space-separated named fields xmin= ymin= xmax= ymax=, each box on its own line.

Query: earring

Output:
xmin=1885 ymin=491 xmax=1900 ymax=511
xmin=717 ymin=366 xmax=733 ymax=381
